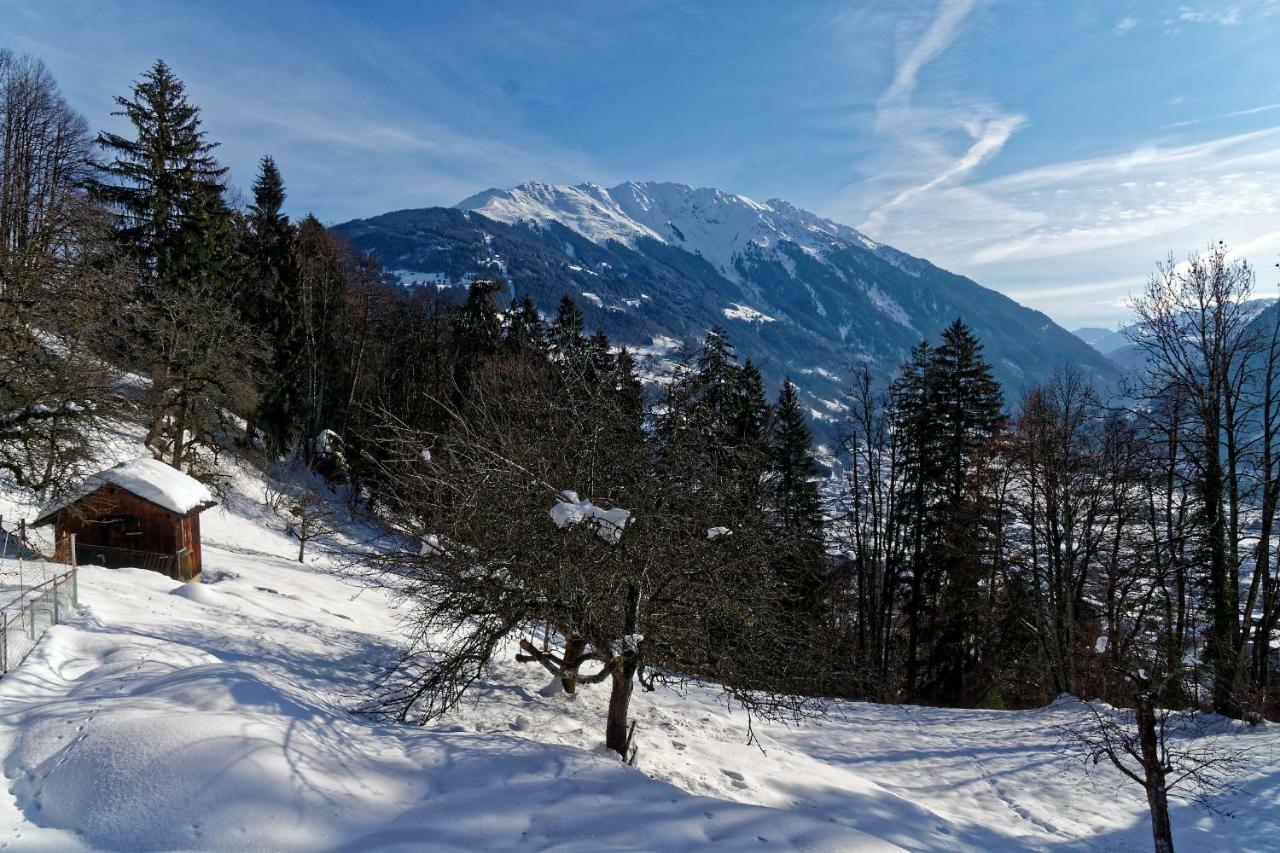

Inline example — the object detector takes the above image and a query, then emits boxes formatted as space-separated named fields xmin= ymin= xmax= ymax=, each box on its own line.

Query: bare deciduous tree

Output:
xmin=360 ymin=349 xmax=823 ymax=759
xmin=1059 ymin=669 xmax=1252 ymax=853
xmin=0 ymin=51 xmax=130 ymax=495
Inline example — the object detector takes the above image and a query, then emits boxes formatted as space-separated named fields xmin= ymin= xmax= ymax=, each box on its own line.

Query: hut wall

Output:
xmin=54 ymin=485 xmax=187 ymax=575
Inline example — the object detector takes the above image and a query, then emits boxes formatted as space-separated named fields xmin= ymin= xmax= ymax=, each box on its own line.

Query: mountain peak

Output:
xmin=456 ymin=180 xmax=881 ymax=282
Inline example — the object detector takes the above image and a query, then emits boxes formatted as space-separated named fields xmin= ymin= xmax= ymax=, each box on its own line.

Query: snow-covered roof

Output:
xmin=34 ymin=457 xmax=217 ymax=524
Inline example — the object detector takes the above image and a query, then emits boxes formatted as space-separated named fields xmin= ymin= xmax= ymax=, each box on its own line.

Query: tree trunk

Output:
xmin=1136 ymin=686 xmax=1175 ymax=853
xmin=1146 ymin=785 xmax=1175 ymax=853
xmin=605 ymin=582 xmax=641 ymax=759
xmin=560 ymin=635 xmax=586 ymax=694
xmin=605 ymin=658 xmax=637 ymax=757
xmin=1204 ymin=423 xmax=1241 ymax=717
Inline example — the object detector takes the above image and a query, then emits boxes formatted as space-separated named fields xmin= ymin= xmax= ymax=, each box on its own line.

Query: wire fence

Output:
xmin=0 ymin=528 xmax=78 ymax=675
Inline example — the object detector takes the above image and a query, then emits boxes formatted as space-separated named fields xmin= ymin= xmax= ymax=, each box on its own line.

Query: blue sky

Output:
xmin=6 ymin=0 xmax=1280 ymax=327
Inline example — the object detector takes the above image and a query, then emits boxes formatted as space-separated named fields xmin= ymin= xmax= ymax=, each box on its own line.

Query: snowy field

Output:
xmin=0 ymin=453 xmax=1275 ymax=850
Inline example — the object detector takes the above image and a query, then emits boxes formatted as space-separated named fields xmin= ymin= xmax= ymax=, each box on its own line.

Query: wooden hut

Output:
xmin=33 ymin=458 xmax=217 ymax=581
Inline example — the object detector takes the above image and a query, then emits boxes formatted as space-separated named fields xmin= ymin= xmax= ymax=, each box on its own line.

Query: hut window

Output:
xmin=98 ymin=514 xmax=143 ymax=535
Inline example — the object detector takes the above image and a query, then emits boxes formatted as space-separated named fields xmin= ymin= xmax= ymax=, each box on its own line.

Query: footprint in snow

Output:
xmin=720 ymin=769 xmax=748 ymax=788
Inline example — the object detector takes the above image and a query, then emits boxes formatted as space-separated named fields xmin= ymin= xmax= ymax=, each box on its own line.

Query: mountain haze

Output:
xmin=334 ymin=181 xmax=1119 ymax=428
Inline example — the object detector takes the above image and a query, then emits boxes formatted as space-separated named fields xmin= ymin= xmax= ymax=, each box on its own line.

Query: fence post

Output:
xmin=1 ymin=623 xmax=7 ymax=673
xmin=27 ymin=602 xmax=35 ymax=641
xmin=52 ymin=579 xmax=59 ymax=623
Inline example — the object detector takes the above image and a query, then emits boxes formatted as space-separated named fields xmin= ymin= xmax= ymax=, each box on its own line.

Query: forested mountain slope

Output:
xmin=334 ymin=182 xmax=1119 ymax=422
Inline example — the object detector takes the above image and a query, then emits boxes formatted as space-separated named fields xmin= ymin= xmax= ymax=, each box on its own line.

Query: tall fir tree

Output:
xmin=550 ymin=294 xmax=585 ymax=361
xmin=891 ymin=320 xmax=1005 ymax=703
xmin=246 ymin=156 xmax=300 ymax=451
xmin=93 ymin=59 xmax=227 ymax=294
xmin=768 ymin=378 xmax=826 ymax=616
xmin=933 ymin=319 xmax=1006 ymax=505
xmin=503 ymin=295 xmax=545 ymax=355
xmin=769 ymin=378 xmax=823 ymax=534
xmin=450 ymin=278 xmax=502 ymax=403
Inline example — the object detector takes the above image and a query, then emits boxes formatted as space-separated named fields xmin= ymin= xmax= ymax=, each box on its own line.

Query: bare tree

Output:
xmin=264 ymin=449 xmax=341 ymax=563
xmin=835 ymin=364 xmax=908 ymax=697
xmin=0 ymin=51 xmax=130 ymax=495
xmin=1060 ymin=669 xmax=1252 ymax=853
xmin=360 ymin=349 xmax=821 ymax=759
xmin=1128 ymin=244 xmax=1262 ymax=717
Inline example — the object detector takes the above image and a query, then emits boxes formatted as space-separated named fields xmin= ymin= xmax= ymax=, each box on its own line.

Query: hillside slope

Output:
xmin=0 ymin=445 xmax=1275 ymax=850
xmin=334 ymin=182 xmax=1120 ymax=424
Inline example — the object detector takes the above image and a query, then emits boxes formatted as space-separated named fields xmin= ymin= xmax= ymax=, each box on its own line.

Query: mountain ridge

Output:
xmin=334 ymin=180 xmax=1120 ymax=434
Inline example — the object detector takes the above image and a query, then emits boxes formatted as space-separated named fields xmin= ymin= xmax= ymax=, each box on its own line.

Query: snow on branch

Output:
xmin=549 ymin=490 xmax=631 ymax=544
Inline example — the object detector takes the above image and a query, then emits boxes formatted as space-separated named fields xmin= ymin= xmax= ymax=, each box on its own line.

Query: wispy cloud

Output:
xmin=882 ymin=0 xmax=979 ymax=103
xmin=1178 ymin=5 xmax=1243 ymax=25
xmin=868 ymin=113 xmax=1025 ymax=228
xmin=1226 ymin=102 xmax=1280 ymax=117
xmin=1161 ymin=100 xmax=1280 ymax=130
xmin=858 ymin=0 xmax=1026 ymax=235
xmin=1114 ymin=16 xmax=1139 ymax=33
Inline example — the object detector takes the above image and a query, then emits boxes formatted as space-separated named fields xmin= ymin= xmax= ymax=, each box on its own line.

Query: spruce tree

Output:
xmin=586 ymin=328 xmax=614 ymax=384
xmin=892 ymin=320 xmax=1005 ymax=703
xmin=246 ymin=156 xmax=300 ymax=450
xmin=451 ymin=278 xmax=502 ymax=402
xmin=731 ymin=359 xmax=770 ymax=451
xmin=550 ymin=294 xmax=585 ymax=361
xmin=503 ymin=295 xmax=545 ymax=354
xmin=94 ymin=59 xmax=227 ymax=293
xmin=769 ymin=378 xmax=822 ymax=533
xmin=933 ymin=319 xmax=1005 ymax=505
xmin=769 ymin=378 xmax=826 ymax=616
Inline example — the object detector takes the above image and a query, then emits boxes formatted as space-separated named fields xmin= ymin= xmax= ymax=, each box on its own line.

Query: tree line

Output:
xmin=836 ymin=244 xmax=1280 ymax=728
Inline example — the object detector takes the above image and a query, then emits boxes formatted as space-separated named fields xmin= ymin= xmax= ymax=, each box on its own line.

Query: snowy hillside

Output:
xmin=0 ymin=447 xmax=1275 ymax=851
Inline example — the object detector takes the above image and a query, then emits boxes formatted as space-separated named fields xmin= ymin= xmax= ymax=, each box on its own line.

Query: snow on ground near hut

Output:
xmin=0 ymin=454 xmax=1276 ymax=850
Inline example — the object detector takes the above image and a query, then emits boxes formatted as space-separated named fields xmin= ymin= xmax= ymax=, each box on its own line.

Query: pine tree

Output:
xmin=892 ymin=320 xmax=1005 ymax=703
xmin=586 ymin=328 xmax=614 ymax=384
xmin=451 ymin=278 xmax=502 ymax=403
xmin=550 ymin=294 xmax=585 ymax=361
xmin=246 ymin=156 xmax=300 ymax=451
xmin=933 ymin=319 xmax=1006 ymax=505
xmin=731 ymin=360 xmax=770 ymax=451
xmin=770 ymin=378 xmax=822 ymax=533
xmin=503 ymin=295 xmax=545 ymax=354
xmin=93 ymin=59 xmax=227 ymax=293
xmin=769 ymin=378 xmax=826 ymax=616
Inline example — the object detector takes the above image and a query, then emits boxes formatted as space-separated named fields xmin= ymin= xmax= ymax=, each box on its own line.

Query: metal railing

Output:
xmin=71 ymin=541 xmax=174 ymax=576
xmin=0 ymin=538 xmax=77 ymax=674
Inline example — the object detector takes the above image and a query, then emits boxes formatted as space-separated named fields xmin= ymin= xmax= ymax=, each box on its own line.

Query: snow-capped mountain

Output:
xmin=457 ymin=181 xmax=887 ymax=286
xmin=335 ymin=181 xmax=1119 ymax=430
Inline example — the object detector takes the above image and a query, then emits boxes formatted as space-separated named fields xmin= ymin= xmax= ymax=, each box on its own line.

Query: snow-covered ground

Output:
xmin=0 ymin=451 xmax=1276 ymax=850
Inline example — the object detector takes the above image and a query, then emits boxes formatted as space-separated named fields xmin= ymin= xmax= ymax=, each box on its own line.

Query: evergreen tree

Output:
xmin=503 ymin=295 xmax=545 ymax=354
xmin=769 ymin=378 xmax=822 ymax=533
xmin=246 ymin=156 xmax=300 ymax=450
xmin=450 ymin=277 xmax=502 ymax=402
xmin=768 ymin=378 xmax=826 ymax=617
xmin=586 ymin=328 xmax=614 ymax=384
xmin=891 ymin=320 xmax=1005 ymax=703
xmin=550 ymin=294 xmax=585 ymax=361
xmin=731 ymin=359 xmax=770 ymax=451
xmin=93 ymin=59 xmax=227 ymax=293
xmin=933 ymin=319 xmax=1006 ymax=505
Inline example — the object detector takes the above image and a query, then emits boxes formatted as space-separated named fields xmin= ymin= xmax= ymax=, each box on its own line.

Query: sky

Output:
xmin=6 ymin=0 xmax=1280 ymax=328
